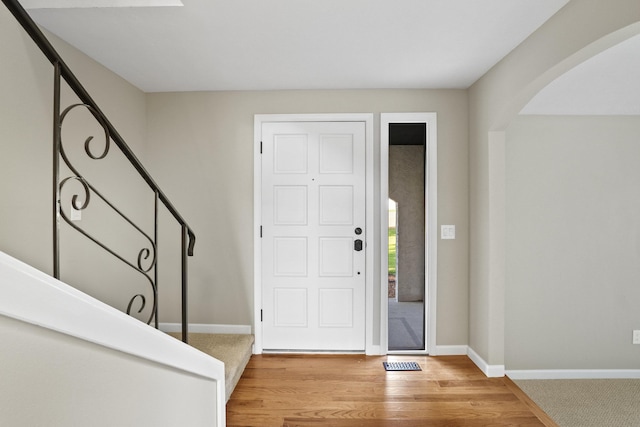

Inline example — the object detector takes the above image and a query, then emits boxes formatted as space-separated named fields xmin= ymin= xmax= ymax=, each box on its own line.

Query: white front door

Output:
xmin=260 ymin=121 xmax=366 ymax=351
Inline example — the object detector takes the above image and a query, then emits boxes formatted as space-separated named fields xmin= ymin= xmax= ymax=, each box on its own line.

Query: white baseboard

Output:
xmin=159 ymin=323 xmax=252 ymax=335
xmin=506 ymin=369 xmax=640 ymax=380
xmin=467 ymin=347 xmax=505 ymax=377
xmin=434 ymin=345 xmax=468 ymax=356
xmin=367 ymin=344 xmax=383 ymax=356
xmin=430 ymin=345 xmax=506 ymax=378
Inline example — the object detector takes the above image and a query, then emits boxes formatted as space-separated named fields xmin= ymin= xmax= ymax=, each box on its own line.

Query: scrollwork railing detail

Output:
xmin=60 ymin=103 xmax=111 ymax=163
xmin=57 ymin=103 xmax=158 ymax=325
xmin=4 ymin=0 xmax=194 ymax=342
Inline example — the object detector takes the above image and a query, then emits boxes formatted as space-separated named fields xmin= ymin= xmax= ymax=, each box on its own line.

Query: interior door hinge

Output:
xmin=260 ymin=309 xmax=263 ymax=322
xmin=260 ymin=226 xmax=263 ymax=237
xmin=260 ymin=141 xmax=263 ymax=154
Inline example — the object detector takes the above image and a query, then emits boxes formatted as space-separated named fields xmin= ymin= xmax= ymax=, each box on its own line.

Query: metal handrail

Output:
xmin=3 ymin=0 xmax=194 ymax=343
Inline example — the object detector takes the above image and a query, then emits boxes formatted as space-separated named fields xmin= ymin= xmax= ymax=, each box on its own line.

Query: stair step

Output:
xmin=168 ymin=333 xmax=254 ymax=402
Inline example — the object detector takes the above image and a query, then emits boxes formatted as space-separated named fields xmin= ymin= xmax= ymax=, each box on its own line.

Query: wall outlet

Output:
xmin=633 ymin=330 xmax=640 ymax=345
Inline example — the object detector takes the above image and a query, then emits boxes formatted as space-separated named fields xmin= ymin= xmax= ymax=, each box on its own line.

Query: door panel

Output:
xmin=274 ymin=288 xmax=307 ymax=326
xmin=274 ymin=186 xmax=307 ymax=225
xmin=319 ymin=288 xmax=353 ymax=327
xmin=319 ymin=237 xmax=353 ymax=276
xmin=261 ymin=121 xmax=366 ymax=351
xmin=274 ymin=134 xmax=308 ymax=173
xmin=273 ymin=237 xmax=307 ymax=276
xmin=319 ymin=186 xmax=353 ymax=225
xmin=319 ymin=134 xmax=354 ymax=173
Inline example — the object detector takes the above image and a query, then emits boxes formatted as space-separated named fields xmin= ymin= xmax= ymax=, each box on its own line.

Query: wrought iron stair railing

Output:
xmin=3 ymin=0 xmax=194 ymax=343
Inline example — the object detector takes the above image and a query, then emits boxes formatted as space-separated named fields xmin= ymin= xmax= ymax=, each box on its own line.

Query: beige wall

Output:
xmin=146 ymin=89 xmax=469 ymax=346
xmin=506 ymin=115 xmax=640 ymax=369
xmin=7 ymin=0 xmax=640 ymax=367
xmin=1 ymin=6 xmax=55 ymax=273
xmin=469 ymin=0 xmax=640 ymax=366
xmin=2 ymin=4 xmax=468 ymax=346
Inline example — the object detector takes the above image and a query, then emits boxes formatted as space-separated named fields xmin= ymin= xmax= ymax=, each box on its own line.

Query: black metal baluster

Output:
xmin=154 ymin=190 xmax=159 ymax=330
xmin=182 ymin=224 xmax=188 ymax=343
xmin=53 ymin=61 xmax=61 ymax=280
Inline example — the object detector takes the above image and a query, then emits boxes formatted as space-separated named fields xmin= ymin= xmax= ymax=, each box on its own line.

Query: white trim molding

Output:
xmin=380 ymin=112 xmax=438 ymax=355
xmin=434 ymin=345 xmax=468 ymax=356
xmin=506 ymin=369 xmax=640 ymax=380
xmin=467 ymin=347 xmax=505 ymax=378
xmin=159 ymin=323 xmax=252 ymax=335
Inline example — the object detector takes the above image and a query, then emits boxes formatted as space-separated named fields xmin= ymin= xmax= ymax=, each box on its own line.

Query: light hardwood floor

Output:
xmin=226 ymin=354 xmax=558 ymax=427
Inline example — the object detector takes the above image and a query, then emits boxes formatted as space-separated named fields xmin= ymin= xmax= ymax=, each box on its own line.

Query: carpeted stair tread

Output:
xmin=168 ymin=332 xmax=254 ymax=402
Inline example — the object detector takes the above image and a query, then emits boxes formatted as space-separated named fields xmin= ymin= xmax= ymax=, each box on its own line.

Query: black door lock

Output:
xmin=354 ymin=239 xmax=363 ymax=251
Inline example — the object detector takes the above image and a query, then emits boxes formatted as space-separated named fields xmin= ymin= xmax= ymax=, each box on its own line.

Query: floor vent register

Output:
xmin=383 ymin=361 xmax=422 ymax=371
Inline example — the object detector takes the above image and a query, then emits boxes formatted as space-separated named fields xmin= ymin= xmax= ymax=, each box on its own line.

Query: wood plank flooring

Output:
xmin=226 ymin=355 xmax=558 ymax=427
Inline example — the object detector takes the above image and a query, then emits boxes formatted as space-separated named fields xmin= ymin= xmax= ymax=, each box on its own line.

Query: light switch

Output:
xmin=441 ymin=225 xmax=455 ymax=240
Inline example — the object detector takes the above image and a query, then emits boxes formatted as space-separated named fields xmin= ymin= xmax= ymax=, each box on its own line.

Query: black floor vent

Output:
xmin=383 ymin=361 xmax=421 ymax=371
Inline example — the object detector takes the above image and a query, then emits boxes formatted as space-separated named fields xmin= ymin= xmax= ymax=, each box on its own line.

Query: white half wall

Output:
xmin=0 ymin=250 xmax=225 ymax=426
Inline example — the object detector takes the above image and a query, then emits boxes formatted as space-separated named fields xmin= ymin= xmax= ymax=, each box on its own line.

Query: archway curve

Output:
xmin=492 ymin=21 xmax=640 ymax=132
xmin=490 ymin=21 xmax=640 ymax=376
xmin=469 ymin=3 xmax=640 ymax=374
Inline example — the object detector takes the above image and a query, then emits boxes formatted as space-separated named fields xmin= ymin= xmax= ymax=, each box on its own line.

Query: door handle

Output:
xmin=354 ymin=239 xmax=363 ymax=251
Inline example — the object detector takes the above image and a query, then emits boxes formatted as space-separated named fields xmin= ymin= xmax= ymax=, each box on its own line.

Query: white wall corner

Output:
xmin=159 ymin=323 xmax=252 ymax=335
xmin=467 ymin=346 xmax=505 ymax=377
xmin=506 ymin=369 xmax=640 ymax=380
xmin=434 ymin=345 xmax=468 ymax=356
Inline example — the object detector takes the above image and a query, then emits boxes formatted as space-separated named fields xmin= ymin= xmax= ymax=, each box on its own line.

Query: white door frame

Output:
xmin=380 ymin=113 xmax=437 ymax=354
xmin=254 ymin=113 xmax=375 ymax=354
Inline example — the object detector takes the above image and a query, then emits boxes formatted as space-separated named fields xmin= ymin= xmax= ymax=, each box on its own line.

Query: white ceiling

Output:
xmin=23 ymin=0 xmax=569 ymax=93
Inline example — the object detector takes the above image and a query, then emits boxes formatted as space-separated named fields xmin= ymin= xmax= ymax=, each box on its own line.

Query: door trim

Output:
xmin=380 ymin=113 xmax=437 ymax=355
xmin=254 ymin=113 xmax=375 ymax=354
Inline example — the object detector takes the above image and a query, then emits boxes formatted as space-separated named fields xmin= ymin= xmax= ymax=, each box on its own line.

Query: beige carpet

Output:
xmin=514 ymin=379 xmax=640 ymax=427
xmin=168 ymin=333 xmax=254 ymax=402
